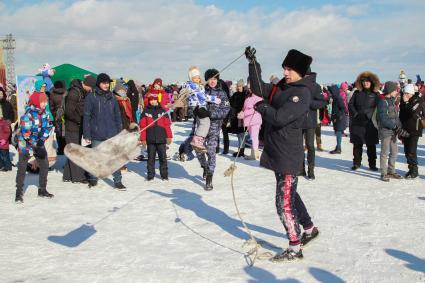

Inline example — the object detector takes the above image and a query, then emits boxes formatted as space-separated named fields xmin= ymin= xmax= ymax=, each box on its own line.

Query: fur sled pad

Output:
xmin=64 ymin=123 xmax=140 ymax=179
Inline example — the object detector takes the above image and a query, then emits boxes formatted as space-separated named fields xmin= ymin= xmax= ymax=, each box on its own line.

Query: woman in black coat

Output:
xmin=126 ymin=80 xmax=140 ymax=123
xmin=399 ymin=85 xmax=424 ymax=179
xmin=329 ymin=84 xmax=347 ymax=154
xmin=348 ymin=71 xmax=380 ymax=171
xmin=229 ymin=80 xmax=247 ymax=156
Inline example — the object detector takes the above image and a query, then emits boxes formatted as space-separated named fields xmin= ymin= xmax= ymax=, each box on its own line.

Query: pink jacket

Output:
xmin=242 ymin=94 xmax=263 ymax=127
xmin=0 ymin=119 xmax=10 ymax=150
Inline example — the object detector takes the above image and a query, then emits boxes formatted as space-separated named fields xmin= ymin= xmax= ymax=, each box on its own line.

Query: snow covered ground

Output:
xmin=0 ymin=122 xmax=424 ymax=283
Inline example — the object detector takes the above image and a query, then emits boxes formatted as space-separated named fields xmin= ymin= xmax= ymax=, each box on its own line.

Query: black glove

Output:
xmin=245 ymin=46 xmax=256 ymax=63
xmin=193 ymin=106 xmax=210 ymax=119
xmin=33 ymin=140 xmax=47 ymax=159
xmin=254 ymin=100 xmax=268 ymax=114
xmin=393 ymin=125 xmax=410 ymax=138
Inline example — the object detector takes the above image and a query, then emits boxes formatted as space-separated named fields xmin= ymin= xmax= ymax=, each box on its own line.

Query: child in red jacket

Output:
xmin=140 ymin=95 xmax=172 ymax=181
xmin=0 ymin=112 xmax=12 ymax=171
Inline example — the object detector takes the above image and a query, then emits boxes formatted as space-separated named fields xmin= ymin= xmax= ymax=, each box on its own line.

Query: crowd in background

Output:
xmin=0 ymin=66 xmax=424 ymax=203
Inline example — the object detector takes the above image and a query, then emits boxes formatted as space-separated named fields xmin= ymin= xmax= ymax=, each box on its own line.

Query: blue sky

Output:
xmin=1 ymin=0 xmax=424 ymax=83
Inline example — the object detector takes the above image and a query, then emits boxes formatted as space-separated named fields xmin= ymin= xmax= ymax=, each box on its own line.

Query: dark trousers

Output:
xmin=275 ymin=173 xmax=313 ymax=246
xmin=302 ymin=128 xmax=316 ymax=170
xmin=16 ymin=153 xmax=49 ymax=190
xmin=403 ymin=135 xmax=419 ymax=173
xmin=147 ymin=143 xmax=168 ymax=179
xmin=0 ymin=149 xmax=12 ymax=170
xmin=172 ymin=107 xmax=184 ymax=122
xmin=315 ymin=124 xmax=322 ymax=146
xmin=63 ymin=131 xmax=87 ymax=182
xmin=217 ymin=124 xmax=229 ymax=153
xmin=353 ymin=143 xmax=377 ymax=167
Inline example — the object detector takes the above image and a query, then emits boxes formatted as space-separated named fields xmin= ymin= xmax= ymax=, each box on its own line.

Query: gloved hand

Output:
xmin=166 ymin=138 xmax=172 ymax=145
xmin=254 ymin=100 xmax=268 ymax=114
xmin=393 ymin=125 xmax=410 ymax=138
xmin=193 ymin=107 xmax=210 ymax=119
xmin=245 ymin=46 xmax=257 ymax=63
xmin=33 ymin=140 xmax=47 ymax=159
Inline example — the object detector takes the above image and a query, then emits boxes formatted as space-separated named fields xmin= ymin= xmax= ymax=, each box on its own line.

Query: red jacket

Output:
xmin=0 ymin=119 xmax=11 ymax=150
xmin=139 ymin=104 xmax=172 ymax=144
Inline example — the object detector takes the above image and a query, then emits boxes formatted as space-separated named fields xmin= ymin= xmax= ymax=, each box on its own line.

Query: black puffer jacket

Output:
xmin=399 ymin=94 xmax=424 ymax=136
xmin=65 ymin=79 xmax=86 ymax=133
xmin=329 ymin=85 xmax=347 ymax=132
xmin=229 ymin=90 xmax=247 ymax=134
xmin=302 ymin=73 xmax=326 ymax=129
xmin=349 ymin=89 xmax=379 ymax=145
xmin=249 ymin=61 xmax=310 ymax=175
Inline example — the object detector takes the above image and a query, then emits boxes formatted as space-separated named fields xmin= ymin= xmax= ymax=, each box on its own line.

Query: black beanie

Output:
xmin=53 ymin=80 xmax=65 ymax=89
xmin=282 ymin=49 xmax=313 ymax=77
xmin=205 ymin=69 xmax=220 ymax=81
xmin=96 ymin=73 xmax=112 ymax=86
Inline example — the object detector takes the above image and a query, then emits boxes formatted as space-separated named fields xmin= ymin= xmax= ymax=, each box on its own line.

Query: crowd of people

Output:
xmin=0 ymin=47 xmax=424 ymax=262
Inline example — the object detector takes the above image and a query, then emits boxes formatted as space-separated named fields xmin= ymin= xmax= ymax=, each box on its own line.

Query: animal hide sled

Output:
xmin=64 ymin=123 xmax=140 ymax=179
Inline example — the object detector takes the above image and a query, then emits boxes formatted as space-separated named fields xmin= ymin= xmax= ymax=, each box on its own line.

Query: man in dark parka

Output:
xmin=246 ymin=47 xmax=319 ymax=262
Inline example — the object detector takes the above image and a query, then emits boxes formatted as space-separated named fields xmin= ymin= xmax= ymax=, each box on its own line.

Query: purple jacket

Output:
xmin=242 ymin=94 xmax=263 ymax=127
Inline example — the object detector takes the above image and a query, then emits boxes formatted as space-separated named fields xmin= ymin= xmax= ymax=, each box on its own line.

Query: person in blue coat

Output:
xmin=329 ymin=84 xmax=348 ymax=154
xmin=83 ymin=73 xmax=125 ymax=190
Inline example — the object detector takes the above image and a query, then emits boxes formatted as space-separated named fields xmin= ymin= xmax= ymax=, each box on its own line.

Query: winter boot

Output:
xmin=222 ymin=139 xmax=229 ymax=154
xmin=205 ymin=173 xmax=213 ymax=191
xmin=329 ymin=147 xmax=341 ymax=154
xmin=369 ymin=159 xmax=378 ymax=171
xmin=232 ymin=148 xmax=245 ymax=157
xmin=88 ymin=179 xmax=98 ymax=188
xmin=270 ymin=248 xmax=303 ymax=262
xmin=38 ymin=188 xmax=54 ymax=198
xmin=307 ymin=167 xmax=315 ymax=180
xmin=202 ymin=166 xmax=207 ymax=180
xmin=406 ymin=166 xmax=418 ymax=179
xmin=316 ymin=143 xmax=324 ymax=152
xmin=301 ymin=227 xmax=319 ymax=246
xmin=15 ymin=187 xmax=24 ymax=203
xmin=381 ymin=174 xmax=390 ymax=182
xmin=351 ymin=164 xmax=360 ymax=170
xmin=298 ymin=168 xmax=307 ymax=177
xmin=387 ymin=172 xmax=402 ymax=179
xmin=190 ymin=135 xmax=207 ymax=153
xmin=114 ymin=182 xmax=127 ymax=191
xmin=245 ymin=149 xmax=256 ymax=160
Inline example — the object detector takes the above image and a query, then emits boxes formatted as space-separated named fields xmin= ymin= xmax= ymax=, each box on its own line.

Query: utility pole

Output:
xmin=1 ymin=34 xmax=16 ymax=92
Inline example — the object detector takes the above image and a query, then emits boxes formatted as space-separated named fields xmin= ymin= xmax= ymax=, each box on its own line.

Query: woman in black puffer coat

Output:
xmin=348 ymin=71 xmax=380 ymax=171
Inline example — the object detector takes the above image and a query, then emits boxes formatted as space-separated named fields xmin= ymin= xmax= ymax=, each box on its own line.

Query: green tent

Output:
xmin=37 ymin=63 xmax=97 ymax=88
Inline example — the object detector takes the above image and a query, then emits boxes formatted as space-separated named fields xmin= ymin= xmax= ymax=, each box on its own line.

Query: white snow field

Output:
xmin=0 ymin=122 xmax=424 ymax=283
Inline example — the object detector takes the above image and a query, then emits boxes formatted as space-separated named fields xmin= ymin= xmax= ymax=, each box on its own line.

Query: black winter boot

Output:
xmin=202 ymin=167 xmax=207 ymax=180
xmin=205 ymin=173 xmax=213 ymax=191
xmin=406 ymin=166 xmax=418 ymax=179
xmin=329 ymin=147 xmax=341 ymax=154
xmin=222 ymin=140 xmax=229 ymax=155
xmin=307 ymin=167 xmax=315 ymax=180
xmin=15 ymin=187 xmax=24 ymax=203
xmin=38 ymin=188 xmax=54 ymax=198
xmin=233 ymin=148 xmax=245 ymax=157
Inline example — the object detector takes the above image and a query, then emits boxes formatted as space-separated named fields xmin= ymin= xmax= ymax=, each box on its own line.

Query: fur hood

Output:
xmin=355 ymin=71 xmax=380 ymax=92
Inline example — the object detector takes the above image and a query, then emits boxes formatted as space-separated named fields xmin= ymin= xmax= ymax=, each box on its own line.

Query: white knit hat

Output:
xmin=188 ymin=66 xmax=201 ymax=80
xmin=404 ymin=84 xmax=415 ymax=95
